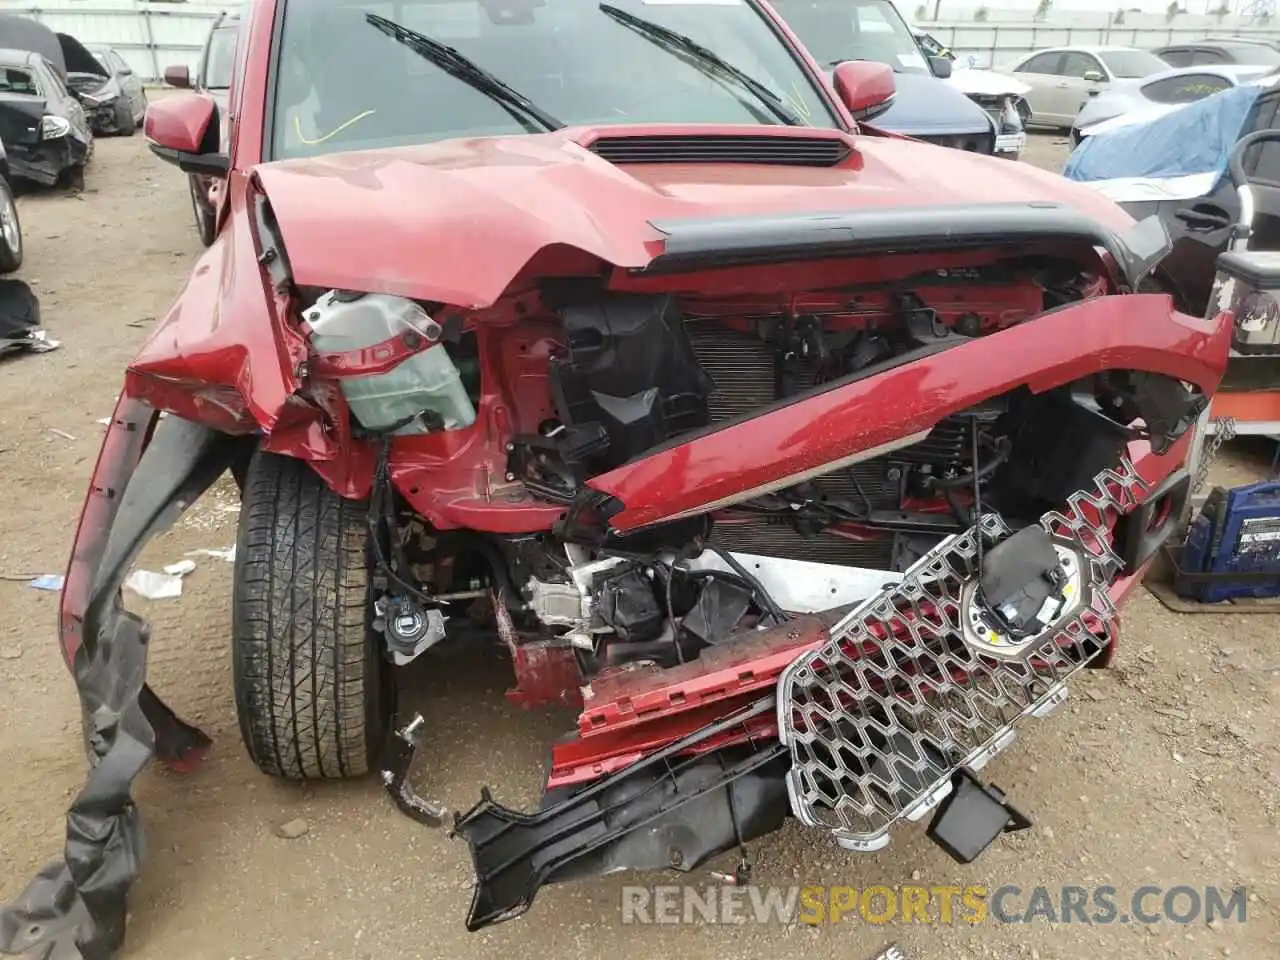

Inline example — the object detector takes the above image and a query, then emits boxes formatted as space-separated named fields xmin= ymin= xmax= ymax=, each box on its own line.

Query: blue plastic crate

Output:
xmin=1178 ymin=480 xmax=1280 ymax=603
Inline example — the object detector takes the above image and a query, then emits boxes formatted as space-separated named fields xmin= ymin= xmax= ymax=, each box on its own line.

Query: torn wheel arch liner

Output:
xmin=0 ymin=396 xmax=246 ymax=960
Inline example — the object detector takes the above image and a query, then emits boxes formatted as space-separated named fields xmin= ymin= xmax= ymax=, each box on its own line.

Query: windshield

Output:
xmin=202 ymin=23 xmax=238 ymax=89
xmin=1097 ymin=49 xmax=1168 ymax=79
xmin=269 ymin=0 xmax=839 ymax=161
xmin=768 ymin=0 xmax=929 ymax=73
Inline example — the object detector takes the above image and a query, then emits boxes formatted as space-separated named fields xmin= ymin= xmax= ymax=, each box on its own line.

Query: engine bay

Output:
xmin=357 ymin=251 xmax=1205 ymax=682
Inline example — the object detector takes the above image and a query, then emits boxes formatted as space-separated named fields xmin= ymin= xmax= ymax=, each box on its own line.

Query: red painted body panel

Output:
xmin=125 ymin=173 xmax=306 ymax=434
xmin=590 ymin=296 xmax=1232 ymax=531
xmin=250 ymin=128 xmax=1136 ymax=308
xmin=143 ymin=93 xmax=215 ymax=154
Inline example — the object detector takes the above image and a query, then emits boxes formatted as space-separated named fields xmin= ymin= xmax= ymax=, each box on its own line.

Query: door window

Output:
xmin=0 ymin=67 xmax=37 ymax=95
xmin=1060 ymin=51 xmax=1103 ymax=79
xmin=1018 ymin=51 xmax=1062 ymax=74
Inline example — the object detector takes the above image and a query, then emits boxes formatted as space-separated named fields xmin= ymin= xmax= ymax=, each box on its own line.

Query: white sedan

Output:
xmin=996 ymin=45 xmax=1170 ymax=127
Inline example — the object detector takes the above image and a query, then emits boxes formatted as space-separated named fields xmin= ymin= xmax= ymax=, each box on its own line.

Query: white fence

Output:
xmin=0 ymin=1 xmax=228 ymax=80
xmin=1 ymin=0 xmax=1280 ymax=81
xmin=926 ymin=21 xmax=1280 ymax=65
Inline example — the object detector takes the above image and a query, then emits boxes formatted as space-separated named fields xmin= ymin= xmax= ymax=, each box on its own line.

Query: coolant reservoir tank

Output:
xmin=306 ymin=290 xmax=477 ymax=435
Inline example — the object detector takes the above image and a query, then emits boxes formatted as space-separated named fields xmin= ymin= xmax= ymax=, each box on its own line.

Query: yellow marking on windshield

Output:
xmin=293 ymin=110 xmax=377 ymax=145
xmin=787 ymin=81 xmax=812 ymax=123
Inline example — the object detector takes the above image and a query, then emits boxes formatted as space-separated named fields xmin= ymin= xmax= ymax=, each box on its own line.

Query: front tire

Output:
xmin=232 ymin=450 xmax=392 ymax=780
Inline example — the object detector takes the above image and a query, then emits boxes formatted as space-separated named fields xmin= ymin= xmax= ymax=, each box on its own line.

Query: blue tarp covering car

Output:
xmin=1062 ymin=76 xmax=1280 ymax=316
xmin=1063 ymin=82 xmax=1263 ymax=186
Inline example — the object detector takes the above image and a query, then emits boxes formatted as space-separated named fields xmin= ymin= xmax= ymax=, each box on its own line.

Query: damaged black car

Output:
xmin=0 ymin=47 xmax=91 ymax=188
xmin=0 ymin=14 xmax=92 ymax=189
xmin=73 ymin=42 xmax=146 ymax=136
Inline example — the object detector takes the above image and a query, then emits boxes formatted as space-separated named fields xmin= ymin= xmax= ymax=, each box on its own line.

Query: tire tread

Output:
xmin=232 ymin=451 xmax=377 ymax=780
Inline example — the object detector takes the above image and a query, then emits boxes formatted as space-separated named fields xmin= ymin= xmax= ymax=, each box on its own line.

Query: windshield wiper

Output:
xmin=597 ymin=3 xmax=803 ymax=126
xmin=365 ymin=12 xmax=564 ymax=133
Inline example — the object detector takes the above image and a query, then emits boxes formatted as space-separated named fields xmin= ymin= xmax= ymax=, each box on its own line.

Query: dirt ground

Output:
xmin=0 ymin=131 xmax=1277 ymax=960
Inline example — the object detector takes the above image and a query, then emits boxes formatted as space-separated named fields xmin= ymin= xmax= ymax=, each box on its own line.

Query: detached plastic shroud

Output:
xmin=378 ymin=457 xmax=1151 ymax=929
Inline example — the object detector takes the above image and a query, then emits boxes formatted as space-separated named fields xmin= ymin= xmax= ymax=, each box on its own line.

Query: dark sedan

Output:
xmin=0 ymin=47 xmax=91 ymax=188
xmin=75 ymin=43 xmax=147 ymax=135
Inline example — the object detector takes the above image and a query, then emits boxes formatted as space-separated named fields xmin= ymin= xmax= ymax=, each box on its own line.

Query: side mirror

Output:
xmin=831 ymin=60 xmax=897 ymax=122
xmin=1083 ymin=70 xmax=1105 ymax=83
xmin=929 ymin=56 xmax=953 ymax=79
xmin=119 ymin=66 xmax=133 ymax=76
xmin=144 ymin=93 xmax=229 ymax=177
xmin=163 ymin=64 xmax=191 ymax=89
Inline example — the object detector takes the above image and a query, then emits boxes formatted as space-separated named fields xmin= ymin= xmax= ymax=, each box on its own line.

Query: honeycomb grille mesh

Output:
xmin=777 ymin=457 xmax=1149 ymax=844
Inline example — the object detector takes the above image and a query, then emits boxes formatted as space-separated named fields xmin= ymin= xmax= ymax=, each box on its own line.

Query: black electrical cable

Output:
xmin=930 ymin=435 xmax=1013 ymax=491
xmin=707 ymin=547 xmax=786 ymax=623
xmin=367 ymin=440 xmax=436 ymax=606
xmin=971 ymin=417 xmax=985 ymax=574
xmin=654 ymin=563 xmax=685 ymax=664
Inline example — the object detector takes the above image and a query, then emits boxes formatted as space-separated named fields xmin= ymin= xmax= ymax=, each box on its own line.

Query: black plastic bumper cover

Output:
xmin=454 ymin=697 xmax=786 ymax=930
xmin=0 ymin=408 xmax=239 ymax=960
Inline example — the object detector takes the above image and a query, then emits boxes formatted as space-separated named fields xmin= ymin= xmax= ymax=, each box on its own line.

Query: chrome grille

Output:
xmin=777 ymin=457 xmax=1148 ymax=849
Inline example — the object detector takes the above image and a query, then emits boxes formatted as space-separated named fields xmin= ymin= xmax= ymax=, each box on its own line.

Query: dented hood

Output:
xmin=253 ymin=125 xmax=1136 ymax=307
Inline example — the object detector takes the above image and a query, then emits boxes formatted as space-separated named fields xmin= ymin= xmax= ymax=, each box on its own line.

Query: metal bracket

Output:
xmin=380 ymin=714 xmax=450 ymax=828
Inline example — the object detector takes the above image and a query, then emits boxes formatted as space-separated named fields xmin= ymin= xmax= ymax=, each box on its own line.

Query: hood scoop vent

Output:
xmin=587 ymin=133 xmax=850 ymax=167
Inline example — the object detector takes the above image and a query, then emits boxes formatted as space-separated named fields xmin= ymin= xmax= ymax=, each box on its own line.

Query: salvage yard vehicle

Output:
xmin=907 ymin=21 xmax=1031 ymax=152
xmin=79 ymin=42 xmax=148 ymax=135
xmin=0 ymin=46 xmax=91 ymax=188
xmin=1000 ymin=45 xmax=1170 ymax=128
xmin=162 ymin=9 xmax=241 ymax=245
xmin=773 ymin=0 xmax=1026 ymax=158
xmin=0 ymin=0 xmax=1233 ymax=955
xmin=0 ymin=14 xmax=93 ymax=189
xmin=1070 ymin=62 xmax=1273 ymax=145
